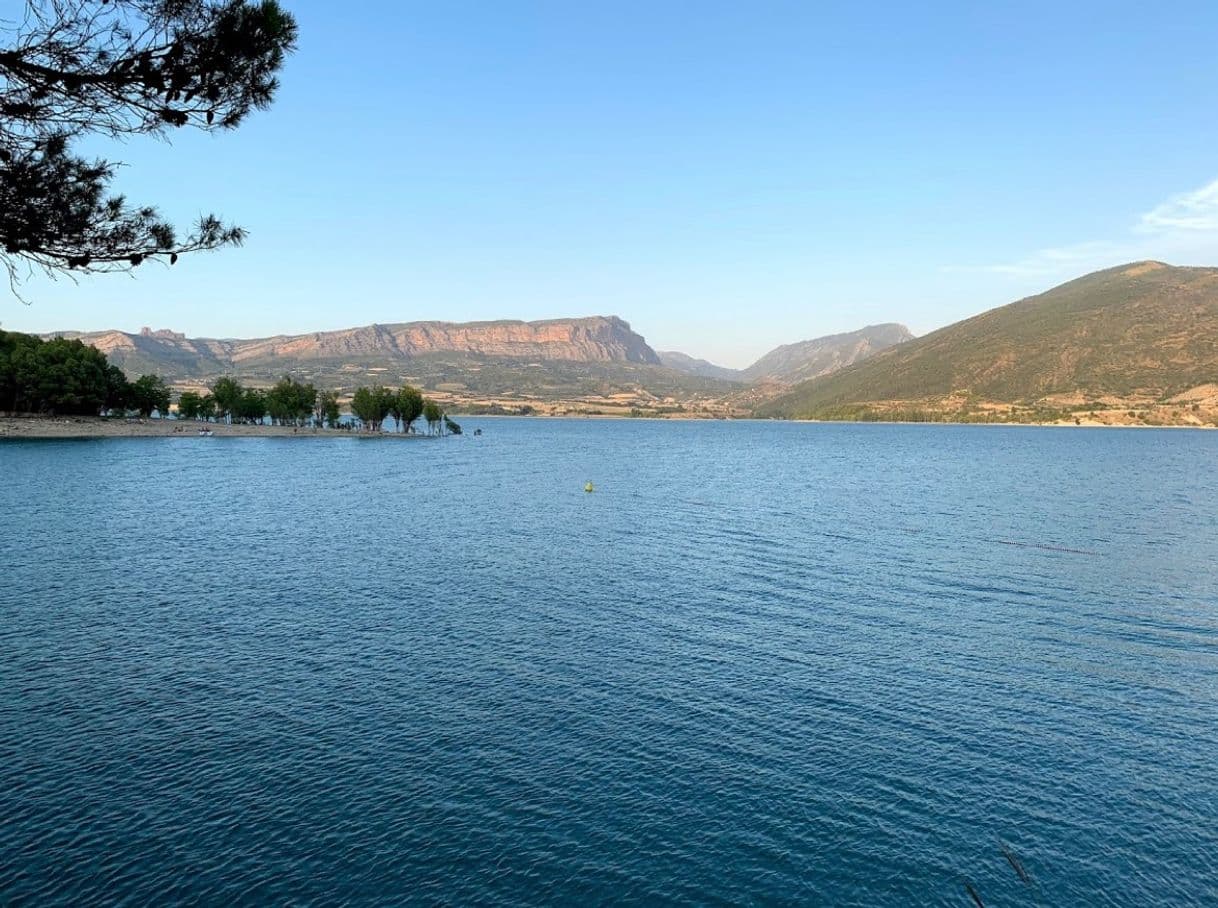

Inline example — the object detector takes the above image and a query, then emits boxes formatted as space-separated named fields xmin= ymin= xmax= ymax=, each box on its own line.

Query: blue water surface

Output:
xmin=1 ymin=420 xmax=1216 ymax=906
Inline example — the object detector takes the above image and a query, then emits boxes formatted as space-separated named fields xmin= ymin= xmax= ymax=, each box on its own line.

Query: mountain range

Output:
xmin=42 ymin=261 xmax=1218 ymax=425
xmin=53 ymin=316 xmax=659 ymax=375
xmin=47 ymin=317 xmax=912 ymax=409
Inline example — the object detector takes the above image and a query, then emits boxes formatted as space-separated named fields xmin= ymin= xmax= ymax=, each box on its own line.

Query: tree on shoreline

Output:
xmin=393 ymin=385 xmax=424 ymax=433
xmin=177 ymin=390 xmax=205 ymax=420
xmin=423 ymin=399 xmax=442 ymax=436
xmin=129 ymin=373 xmax=170 ymax=417
xmin=351 ymin=385 xmax=394 ymax=432
xmin=266 ymin=375 xmax=316 ymax=425
xmin=238 ymin=387 xmax=266 ymax=423
xmin=1 ymin=1 xmax=298 ymax=291
xmin=209 ymin=375 xmax=242 ymax=423
xmin=104 ymin=363 xmax=131 ymax=412
xmin=316 ymin=390 xmax=340 ymax=428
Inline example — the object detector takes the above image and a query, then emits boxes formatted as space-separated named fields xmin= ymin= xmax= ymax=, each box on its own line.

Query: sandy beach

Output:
xmin=0 ymin=417 xmax=430 ymax=440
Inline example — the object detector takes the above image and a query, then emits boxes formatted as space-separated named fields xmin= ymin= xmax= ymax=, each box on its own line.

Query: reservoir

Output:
xmin=2 ymin=420 xmax=1216 ymax=905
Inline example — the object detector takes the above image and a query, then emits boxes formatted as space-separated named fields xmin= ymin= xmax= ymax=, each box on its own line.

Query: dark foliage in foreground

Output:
xmin=1 ymin=1 xmax=296 ymax=289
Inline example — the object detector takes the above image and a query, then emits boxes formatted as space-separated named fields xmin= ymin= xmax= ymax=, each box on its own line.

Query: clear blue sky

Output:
xmin=6 ymin=0 xmax=1218 ymax=367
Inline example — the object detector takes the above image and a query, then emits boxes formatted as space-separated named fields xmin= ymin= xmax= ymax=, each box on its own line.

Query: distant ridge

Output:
xmin=759 ymin=262 xmax=1218 ymax=422
xmin=656 ymin=351 xmax=743 ymax=383
xmin=50 ymin=316 xmax=662 ymax=378
xmin=659 ymin=324 xmax=912 ymax=386
xmin=740 ymin=323 xmax=913 ymax=384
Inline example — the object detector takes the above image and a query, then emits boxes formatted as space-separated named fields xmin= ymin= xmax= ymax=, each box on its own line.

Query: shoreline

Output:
xmin=453 ymin=412 xmax=1216 ymax=429
xmin=3 ymin=414 xmax=1213 ymax=439
xmin=792 ymin=417 xmax=1216 ymax=430
xmin=0 ymin=417 xmax=431 ymax=440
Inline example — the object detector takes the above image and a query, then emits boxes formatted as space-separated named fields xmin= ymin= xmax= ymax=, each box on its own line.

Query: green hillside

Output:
xmin=758 ymin=262 xmax=1218 ymax=420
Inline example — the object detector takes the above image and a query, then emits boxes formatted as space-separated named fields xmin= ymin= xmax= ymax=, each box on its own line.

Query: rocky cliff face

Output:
xmin=391 ymin=317 xmax=660 ymax=362
xmin=50 ymin=316 xmax=662 ymax=376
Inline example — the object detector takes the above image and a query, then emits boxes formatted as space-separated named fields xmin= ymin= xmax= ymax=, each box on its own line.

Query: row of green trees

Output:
xmin=180 ymin=376 xmax=457 ymax=432
xmin=2 ymin=331 xmax=465 ymax=432
xmin=349 ymin=384 xmax=459 ymax=434
xmin=183 ymin=375 xmax=341 ymax=426
xmin=0 ymin=330 xmax=172 ymax=416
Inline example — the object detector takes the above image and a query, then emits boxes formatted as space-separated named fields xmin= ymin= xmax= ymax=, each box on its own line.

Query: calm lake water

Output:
xmin=2 ymin=420 xmax=1216 ymax=906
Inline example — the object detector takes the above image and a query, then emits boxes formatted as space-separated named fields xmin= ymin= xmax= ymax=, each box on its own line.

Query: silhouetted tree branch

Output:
xmin=1 ymin=0 xmax=296 ymax=289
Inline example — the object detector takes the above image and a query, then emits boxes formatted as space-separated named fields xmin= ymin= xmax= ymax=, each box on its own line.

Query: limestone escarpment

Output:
xmin=49 ymin=316 xmax=662 ymax=377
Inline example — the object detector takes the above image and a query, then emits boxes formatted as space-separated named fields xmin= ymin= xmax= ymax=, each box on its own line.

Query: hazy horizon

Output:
xmin=4 ymin=1 xmax=1218 ymax=368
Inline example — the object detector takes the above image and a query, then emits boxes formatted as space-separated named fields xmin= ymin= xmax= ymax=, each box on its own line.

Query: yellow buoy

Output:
xmin=584 ymin=481 xmax=595 ymax=493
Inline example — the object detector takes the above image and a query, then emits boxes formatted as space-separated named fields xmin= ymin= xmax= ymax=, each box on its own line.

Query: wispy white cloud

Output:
xmin=1138 ymin=178 xmax=1218 ymax=232
xmin=947 ymin=176 xmax=1218 ymax=278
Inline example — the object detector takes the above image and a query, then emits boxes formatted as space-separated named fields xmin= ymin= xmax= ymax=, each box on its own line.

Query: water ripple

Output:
xmin=1 ymin=423 xmax=1217 ymax=905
